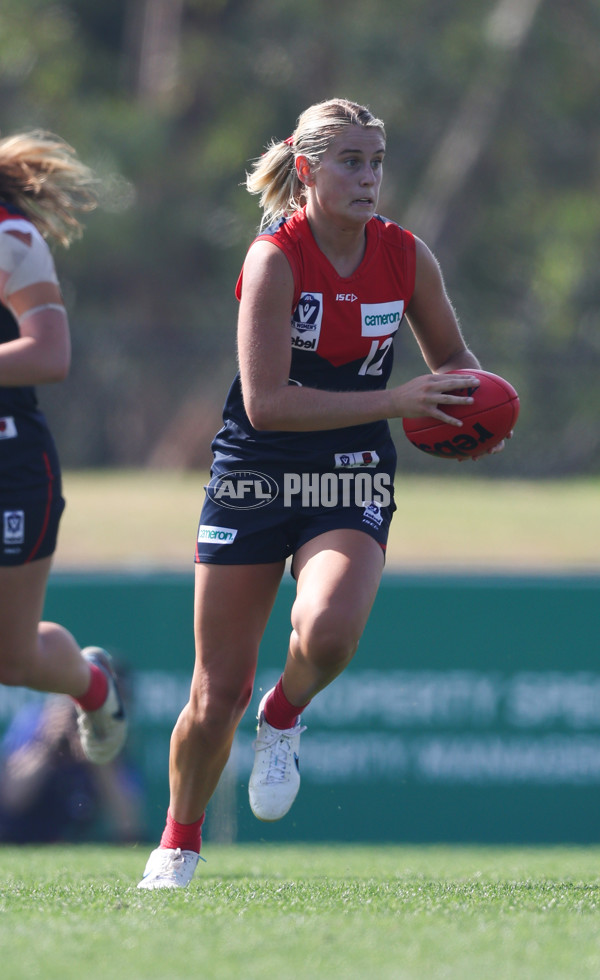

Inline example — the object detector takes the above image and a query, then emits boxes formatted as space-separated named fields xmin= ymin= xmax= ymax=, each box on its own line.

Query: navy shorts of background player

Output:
xmin=196 ymin=207 xmax=416 ymax=566
xmin=0 ymin=243 xmax=65 ymax=567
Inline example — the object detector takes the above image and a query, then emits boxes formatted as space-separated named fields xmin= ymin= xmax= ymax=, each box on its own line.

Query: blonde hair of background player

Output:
xmin=0 ymin=130 xmax=98 ymax=246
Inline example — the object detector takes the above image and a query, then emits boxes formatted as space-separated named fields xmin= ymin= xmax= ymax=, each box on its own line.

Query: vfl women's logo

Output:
xmin=291 ymin=292 xmax=323 ymax=351
xmin=206 ymin=471 xmax=279 ymax=510
xmin=3 ymin=509 xmax=24 ymax=545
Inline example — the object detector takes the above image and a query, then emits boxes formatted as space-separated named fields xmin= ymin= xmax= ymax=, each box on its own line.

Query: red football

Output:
xmin=402 ymin=369 xmax=520 ymax=459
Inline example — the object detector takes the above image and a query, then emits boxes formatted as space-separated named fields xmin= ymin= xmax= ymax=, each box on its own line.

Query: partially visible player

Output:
xmin=0 ymin=131 xmax=126 ymax=769
xmin=0 ymin=687 xmax=143 ymax=844
xmin=138 ymin=98 xmax=506 ymax=890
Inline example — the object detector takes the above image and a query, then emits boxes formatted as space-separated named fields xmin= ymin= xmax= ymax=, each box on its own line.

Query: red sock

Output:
xmin=160 ymin=808 xmax=205 ymax=853
xmin=73 ymin=663 xmax=109 ymax=712
xmin=263 ymin=677 xmax=310 ymax=730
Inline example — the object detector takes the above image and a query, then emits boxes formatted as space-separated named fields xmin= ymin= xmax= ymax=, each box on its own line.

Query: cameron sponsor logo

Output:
xmin=283 ymin=472 xmax=391 ymax=508
xmin=361 ymin=300 xmax=404 ymax=337
xmin=206 ymin=470 xmax=279 ymax=510
xmin=197 ymin=524 xmax=238 ymax=544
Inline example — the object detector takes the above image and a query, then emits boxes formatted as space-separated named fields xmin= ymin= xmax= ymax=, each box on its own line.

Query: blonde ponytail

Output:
xmin=245 ymin=139 xmax=304 ymax=231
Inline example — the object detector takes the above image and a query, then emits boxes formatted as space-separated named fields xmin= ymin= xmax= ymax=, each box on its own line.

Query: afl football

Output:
xmin=402 ymin=369 xmax=520 ymax=459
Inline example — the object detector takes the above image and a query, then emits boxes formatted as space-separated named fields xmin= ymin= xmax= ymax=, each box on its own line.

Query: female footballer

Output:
xmin=139 ymin=98 xmax=501 ymax=888
xmin=0 ymin=131 xmax=126 ymax=771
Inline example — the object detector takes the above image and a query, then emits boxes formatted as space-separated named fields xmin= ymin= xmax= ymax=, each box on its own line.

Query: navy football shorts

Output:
xmin=195 ymin=458 xmax=396 ymax=566
xmin=0 ymin=445 xmax=65 ymax=566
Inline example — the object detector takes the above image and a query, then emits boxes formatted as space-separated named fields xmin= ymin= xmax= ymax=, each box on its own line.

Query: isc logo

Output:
xmin=336 ymin=293 xmax=357 ymax=302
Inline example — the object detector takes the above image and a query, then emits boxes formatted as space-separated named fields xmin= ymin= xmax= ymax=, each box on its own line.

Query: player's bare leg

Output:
xmin=249 ymin=529 xmax=384 ymax=821
xmin=0 ymin=558 xmax=89 ymax=695
xmin=139 ymin=560 xmax=285 ymax=889
xmin=171 ymin=560 xmax=285 ymax=822
xmin=0 ymin=559 xmax=127 ymax=764
xmin=286 ymin=528 xmax=385 ymax=703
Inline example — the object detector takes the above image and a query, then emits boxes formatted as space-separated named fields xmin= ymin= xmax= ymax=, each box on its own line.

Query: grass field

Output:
xmin=2 ymin=844 xmax=600 ymax=979
xmin=54 ymin=469 xmax=600 ymax=572
xmin=3 ymin=473 xmax=598 ymax=978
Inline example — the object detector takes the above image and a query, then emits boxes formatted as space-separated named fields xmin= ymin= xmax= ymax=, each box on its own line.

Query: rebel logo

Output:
xmin=413 ymin=422 xmax=496 ymax=458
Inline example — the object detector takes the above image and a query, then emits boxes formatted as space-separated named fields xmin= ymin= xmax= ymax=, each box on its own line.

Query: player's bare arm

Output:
xmin=0 ymin=278 xmax=70 ymax=386
xmin=383 ymin=236 xmax=481 ymax=426
xmin=406 ymin=237 xmax=480 ymax=373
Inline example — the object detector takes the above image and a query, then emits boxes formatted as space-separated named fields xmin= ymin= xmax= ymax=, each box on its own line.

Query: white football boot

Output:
xmin=248 ymin=688 xmax=307 ymax=821
xmin=76 ymin=647 xmax=128 ymax=765
xmin=137 ymin=847 xmax=201 ymax=890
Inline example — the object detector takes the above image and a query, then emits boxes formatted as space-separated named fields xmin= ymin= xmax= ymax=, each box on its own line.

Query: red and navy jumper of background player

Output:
xmin=0 ymin=204 xmax=65 ymax=566
xmin=196 ymin=207 xmax=416 ymax=566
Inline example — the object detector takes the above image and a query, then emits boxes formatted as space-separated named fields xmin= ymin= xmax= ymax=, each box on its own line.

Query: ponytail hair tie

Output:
xmin=283 ymin=135 xmax=295 ymax=146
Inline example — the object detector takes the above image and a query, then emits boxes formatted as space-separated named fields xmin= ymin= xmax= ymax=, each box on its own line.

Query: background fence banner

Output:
xmin=1 ymin=571 xmax=599 ymax=844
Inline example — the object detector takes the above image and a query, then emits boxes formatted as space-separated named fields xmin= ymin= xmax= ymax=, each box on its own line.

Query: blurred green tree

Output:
xmin=0 ymin=0 xmax=598 ymax=474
